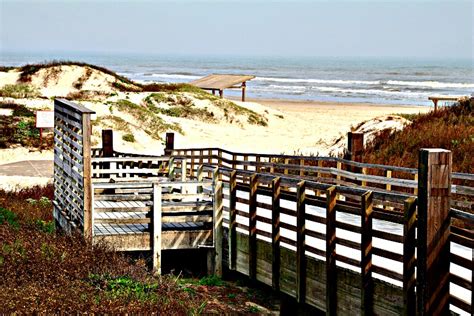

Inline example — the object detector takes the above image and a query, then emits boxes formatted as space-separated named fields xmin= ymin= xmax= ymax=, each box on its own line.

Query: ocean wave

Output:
xmin=313 ymin=86 xmax=432 ymax=98
xmin=255 ymin=77 xmax=381 ymax=85
xmin=149 ymin=73 xmax=201 ymax=80
xmin=386 ymin=80 xmax=474 ymax=89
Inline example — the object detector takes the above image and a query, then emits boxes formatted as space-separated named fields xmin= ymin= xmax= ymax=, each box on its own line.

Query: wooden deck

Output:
xmin=428 ymin=95 xmax=466 ymax=110
xmin=190 ymin=74 xmax=255 ymax=101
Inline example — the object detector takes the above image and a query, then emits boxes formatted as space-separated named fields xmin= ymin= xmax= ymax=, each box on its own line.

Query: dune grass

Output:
xmin=0 ymin=83 xmax=40 ymax=99
xmin=109 ymin=99 xmax=183 ymax=139
xmin=363 ymin=98 xmax=474 ymax=173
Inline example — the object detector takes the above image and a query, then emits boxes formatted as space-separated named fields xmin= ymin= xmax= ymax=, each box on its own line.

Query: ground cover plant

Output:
xmin=0 ymin=102 xmax=53 ymax=149
xmin=0 ymin=185 xmax=278 ymax=314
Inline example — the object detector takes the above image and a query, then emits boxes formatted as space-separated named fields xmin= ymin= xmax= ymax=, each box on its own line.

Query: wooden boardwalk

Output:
xmin=52 ymin=99 xmax=473 ymax=315
xmin=190 ymin=74 xmax=255 ymax=101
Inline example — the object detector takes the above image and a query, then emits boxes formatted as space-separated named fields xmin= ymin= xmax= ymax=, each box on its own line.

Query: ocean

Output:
xmin=1 ymin=52 xmax=473 ymax=106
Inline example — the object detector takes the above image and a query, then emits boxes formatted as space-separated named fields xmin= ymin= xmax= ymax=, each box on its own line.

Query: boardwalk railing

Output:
xmin=53 ymin=99 xmax=95 ymax=233
xmin=91 ymin=177 xmax=223 ymax=275
xmin=171 ymin=147 xmax=474 ymax=211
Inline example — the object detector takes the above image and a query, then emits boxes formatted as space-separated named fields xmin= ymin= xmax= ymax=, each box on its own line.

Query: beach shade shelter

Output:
xmin=190 ymin=74 xmax=255 ymax=101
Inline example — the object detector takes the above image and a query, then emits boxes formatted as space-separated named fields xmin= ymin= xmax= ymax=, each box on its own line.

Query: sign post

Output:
xmin=35 ymin=111 xmax=54 ymax=146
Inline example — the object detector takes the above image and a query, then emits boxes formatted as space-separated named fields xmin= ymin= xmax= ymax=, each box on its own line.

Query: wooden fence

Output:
xmin=53 ymin=98 xmax=94 ymax=233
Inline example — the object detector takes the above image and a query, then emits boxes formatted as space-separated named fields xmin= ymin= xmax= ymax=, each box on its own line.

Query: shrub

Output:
xmin=0 ymin=84 xmax=39 ymax=98
xmin=122 ymin=133 xmax=135 ymax=143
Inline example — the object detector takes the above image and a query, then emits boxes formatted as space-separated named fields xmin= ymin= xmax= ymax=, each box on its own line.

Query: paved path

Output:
xmin=0 ymin=160 xmax=53 ymax=178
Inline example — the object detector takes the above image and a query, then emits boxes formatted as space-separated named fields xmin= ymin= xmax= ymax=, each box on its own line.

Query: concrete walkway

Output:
xmin=0 ymin=160 xmax=53 ymax=178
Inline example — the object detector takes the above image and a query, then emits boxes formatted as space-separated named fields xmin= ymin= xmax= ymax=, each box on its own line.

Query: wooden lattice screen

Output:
xmin=53 ymin=99 xmax=95 ymax=234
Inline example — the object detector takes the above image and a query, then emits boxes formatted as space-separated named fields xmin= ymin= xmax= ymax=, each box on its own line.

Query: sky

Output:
xmin=0 ymin=0 xmax=473 ymax=59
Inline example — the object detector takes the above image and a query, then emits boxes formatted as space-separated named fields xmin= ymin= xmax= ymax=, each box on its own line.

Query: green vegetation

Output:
xmin=0 ymin=102 xmax=52 ymax=149
xmin=122 ymin=133 xmax=136 ymax=143
xmin=364 ymin=98 xmax=474 ymax=173
xmin=0 ymin=83 xmax=40 ymax=98
xmin=0 ymin=185 xmax=279 ymax=313
xmin=109 ymin=99 xmax=183 ymax=139
xmin=144 ymin=93 xmax=217 ymax=122
xmin=94 ymin=115 xmax=132 ymax=134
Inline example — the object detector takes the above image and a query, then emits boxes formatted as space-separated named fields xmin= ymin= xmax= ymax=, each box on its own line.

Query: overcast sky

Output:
xmin=0 ymin=0 xmax=472 ymax=59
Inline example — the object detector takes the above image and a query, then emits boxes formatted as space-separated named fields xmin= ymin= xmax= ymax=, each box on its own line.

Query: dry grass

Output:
xmin=363 ymin=98 xmax=474 ymax=173
xmin=0 ymin=185 xmax=279 ymax=314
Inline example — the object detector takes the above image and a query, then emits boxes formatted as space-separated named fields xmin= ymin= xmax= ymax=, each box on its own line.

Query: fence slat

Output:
xmin=296 ymin=180 xmax=306 ymax=304
xmin=272 ymin=177 xmax=281 ymax=292
xmin=229 ymin=170 xmax=237 ymax=271
xmin=403 ymin=197 xmax=417 ymax=316
xmin=248 ymin=174 xmax=258 ymax=282
xmin=361 ymin=190 xmax=373 ymax=316
xmin=326 ymin=186 xmax=337 ymax=315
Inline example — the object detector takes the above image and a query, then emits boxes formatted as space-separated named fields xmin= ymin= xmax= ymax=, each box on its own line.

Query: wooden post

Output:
xmin=385 ymin=170 xmax=392 ymax=191
xmin=152 ymin=183 xmax=162 ymax=275
xmin=228 ymin=170 xmax=237 ymax=271
xmin=219 ymin=89 xmax=224 ymax=98
xmin=164 ymin=132 xmax=174 ymax=155
xmin=299 ymin=158 xmax=304 ymax=177
xmin=82 ymin=113 xmax=93 ymax=237
xmin=241 ymin=82 xmax=246 ymax=102
xmin=248 ymin=174 xmax=258 ymax=282
xmin=433 ymin=99 xmax=438 ymax=111
xmin=361 ymin=167 xmax=367 ymax=187
xmin=284 ymin=158 xmax=289 ymax=175
xmin=296 ymin=180 xmax=306 ymax=304
xmin=271 ymin=177 xmax=281 ymax=292
xmin=102 ymin=129 xmax=113 ymax=157
xmin=213 ymin=169 xmax=223 ymax=277
xmin=348 ymin=132 xmax=364 ymax=163
xmin=402 ymin=197 xmax=417 ymax=316
xmin=197 ymin=165 xmax=203 ymax=194
xmin=181 ymin=159 xmax=187 ymax=181
xmin=417 ymin=149 xmax=452 ymax=315
xmin=256 ymin=156 xmax=261 ymax=173
xmin=360 ymin=190 xmax=373 ymax=315
xmin=168 ymin=157 xmax=175 ymax=180
xmin=325 ymin=186 xmax=337 ymax=315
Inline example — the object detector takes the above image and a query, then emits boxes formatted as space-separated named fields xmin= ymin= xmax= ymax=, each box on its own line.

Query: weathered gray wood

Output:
xmin=229 ymin=170 xmax=237 ymax=270
xmin=296 ymin=180 xmax=306 ymax=304
xmin=248 ymin=174 xmax=258 ymax=282
xmin=417 ymin=149 xmax=451 ymax=315
xmin=213 ymin=175 xmax=223 ymax=277
xmin=326 ymin=186 xmax=337 ymax=315
xmin=402 ymin=197 xmax=416 ymax=316
xmin=82 ymin=113 xmax=93 ymax=237
xmin=165 ymin=132 xmax=174 ymax=155
xmin=272 ymin=177 xmax=281 ymax=291
xmin=152 ymin=184 xmax=162 ymax=275
xmin=360 ymin=190 xmax=373 ymax=316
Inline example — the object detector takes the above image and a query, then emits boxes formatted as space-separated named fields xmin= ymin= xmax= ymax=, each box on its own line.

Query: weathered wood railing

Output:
xmin=171 ymin=147 xmax=474 ymax=211
xmin=91 ymin=176 xmax=223 ymax=275
xmin=53 ymin=99 xmax=95 ymax=233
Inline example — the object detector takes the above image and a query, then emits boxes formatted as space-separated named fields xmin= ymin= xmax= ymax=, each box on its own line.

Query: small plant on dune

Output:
xmin=122 ymin=133 xmax=135 ymax=143
xmin=0 ymin=83 xmax=40 ymax=98
xmin=198 ymin=275 xmax=223 ymax=287
xmin=109 ymin=99 xmax=183 ymax=139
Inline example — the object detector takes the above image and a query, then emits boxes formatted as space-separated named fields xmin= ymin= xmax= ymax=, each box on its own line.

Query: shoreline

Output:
xmin=228 ymin=96 xmax=430 ymax=110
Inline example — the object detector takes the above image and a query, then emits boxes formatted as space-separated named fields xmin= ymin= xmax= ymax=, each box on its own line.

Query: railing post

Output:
xmin=164 ymin=132 xmax=174 ymax=155
xmin=228 ymin=170 xmax=237 ymax=271
xmin=296 ymin=180 xmax=306 ymax=304
xmin=417 ymin=149 xmax=452 ymax=315
xmin=168 ymin=157 xmax=175 ymax=180
xmin=402 ymin=197 xmax=417 ymax=316
xmin=102 ymin=129 xmax=114 ymax=157
xmin=325 ymin=186 xmax=337 ymax=315
xmin=360 ymin=190 xmax=373 ymax=316
xmin=248 ymin=174 xmax=258 ymax=283
xmin=152 ymin=183 xmax=162 ymax=275
xmin=347 ymin=131 xmax=364 ymax=163
xmin=82 ymin=112 xmax=93 ymax=237
xmin=212 ymin=168 xmax=223 ymax=277
xmin=271 ymin=177 xmax=281 ymax=292
xmin=197 ymin=165 xmax=203 ymax=194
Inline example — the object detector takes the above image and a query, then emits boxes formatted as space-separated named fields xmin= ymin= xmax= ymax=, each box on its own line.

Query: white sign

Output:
xmin=36 ymin=111 xmax=54 ymax=128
